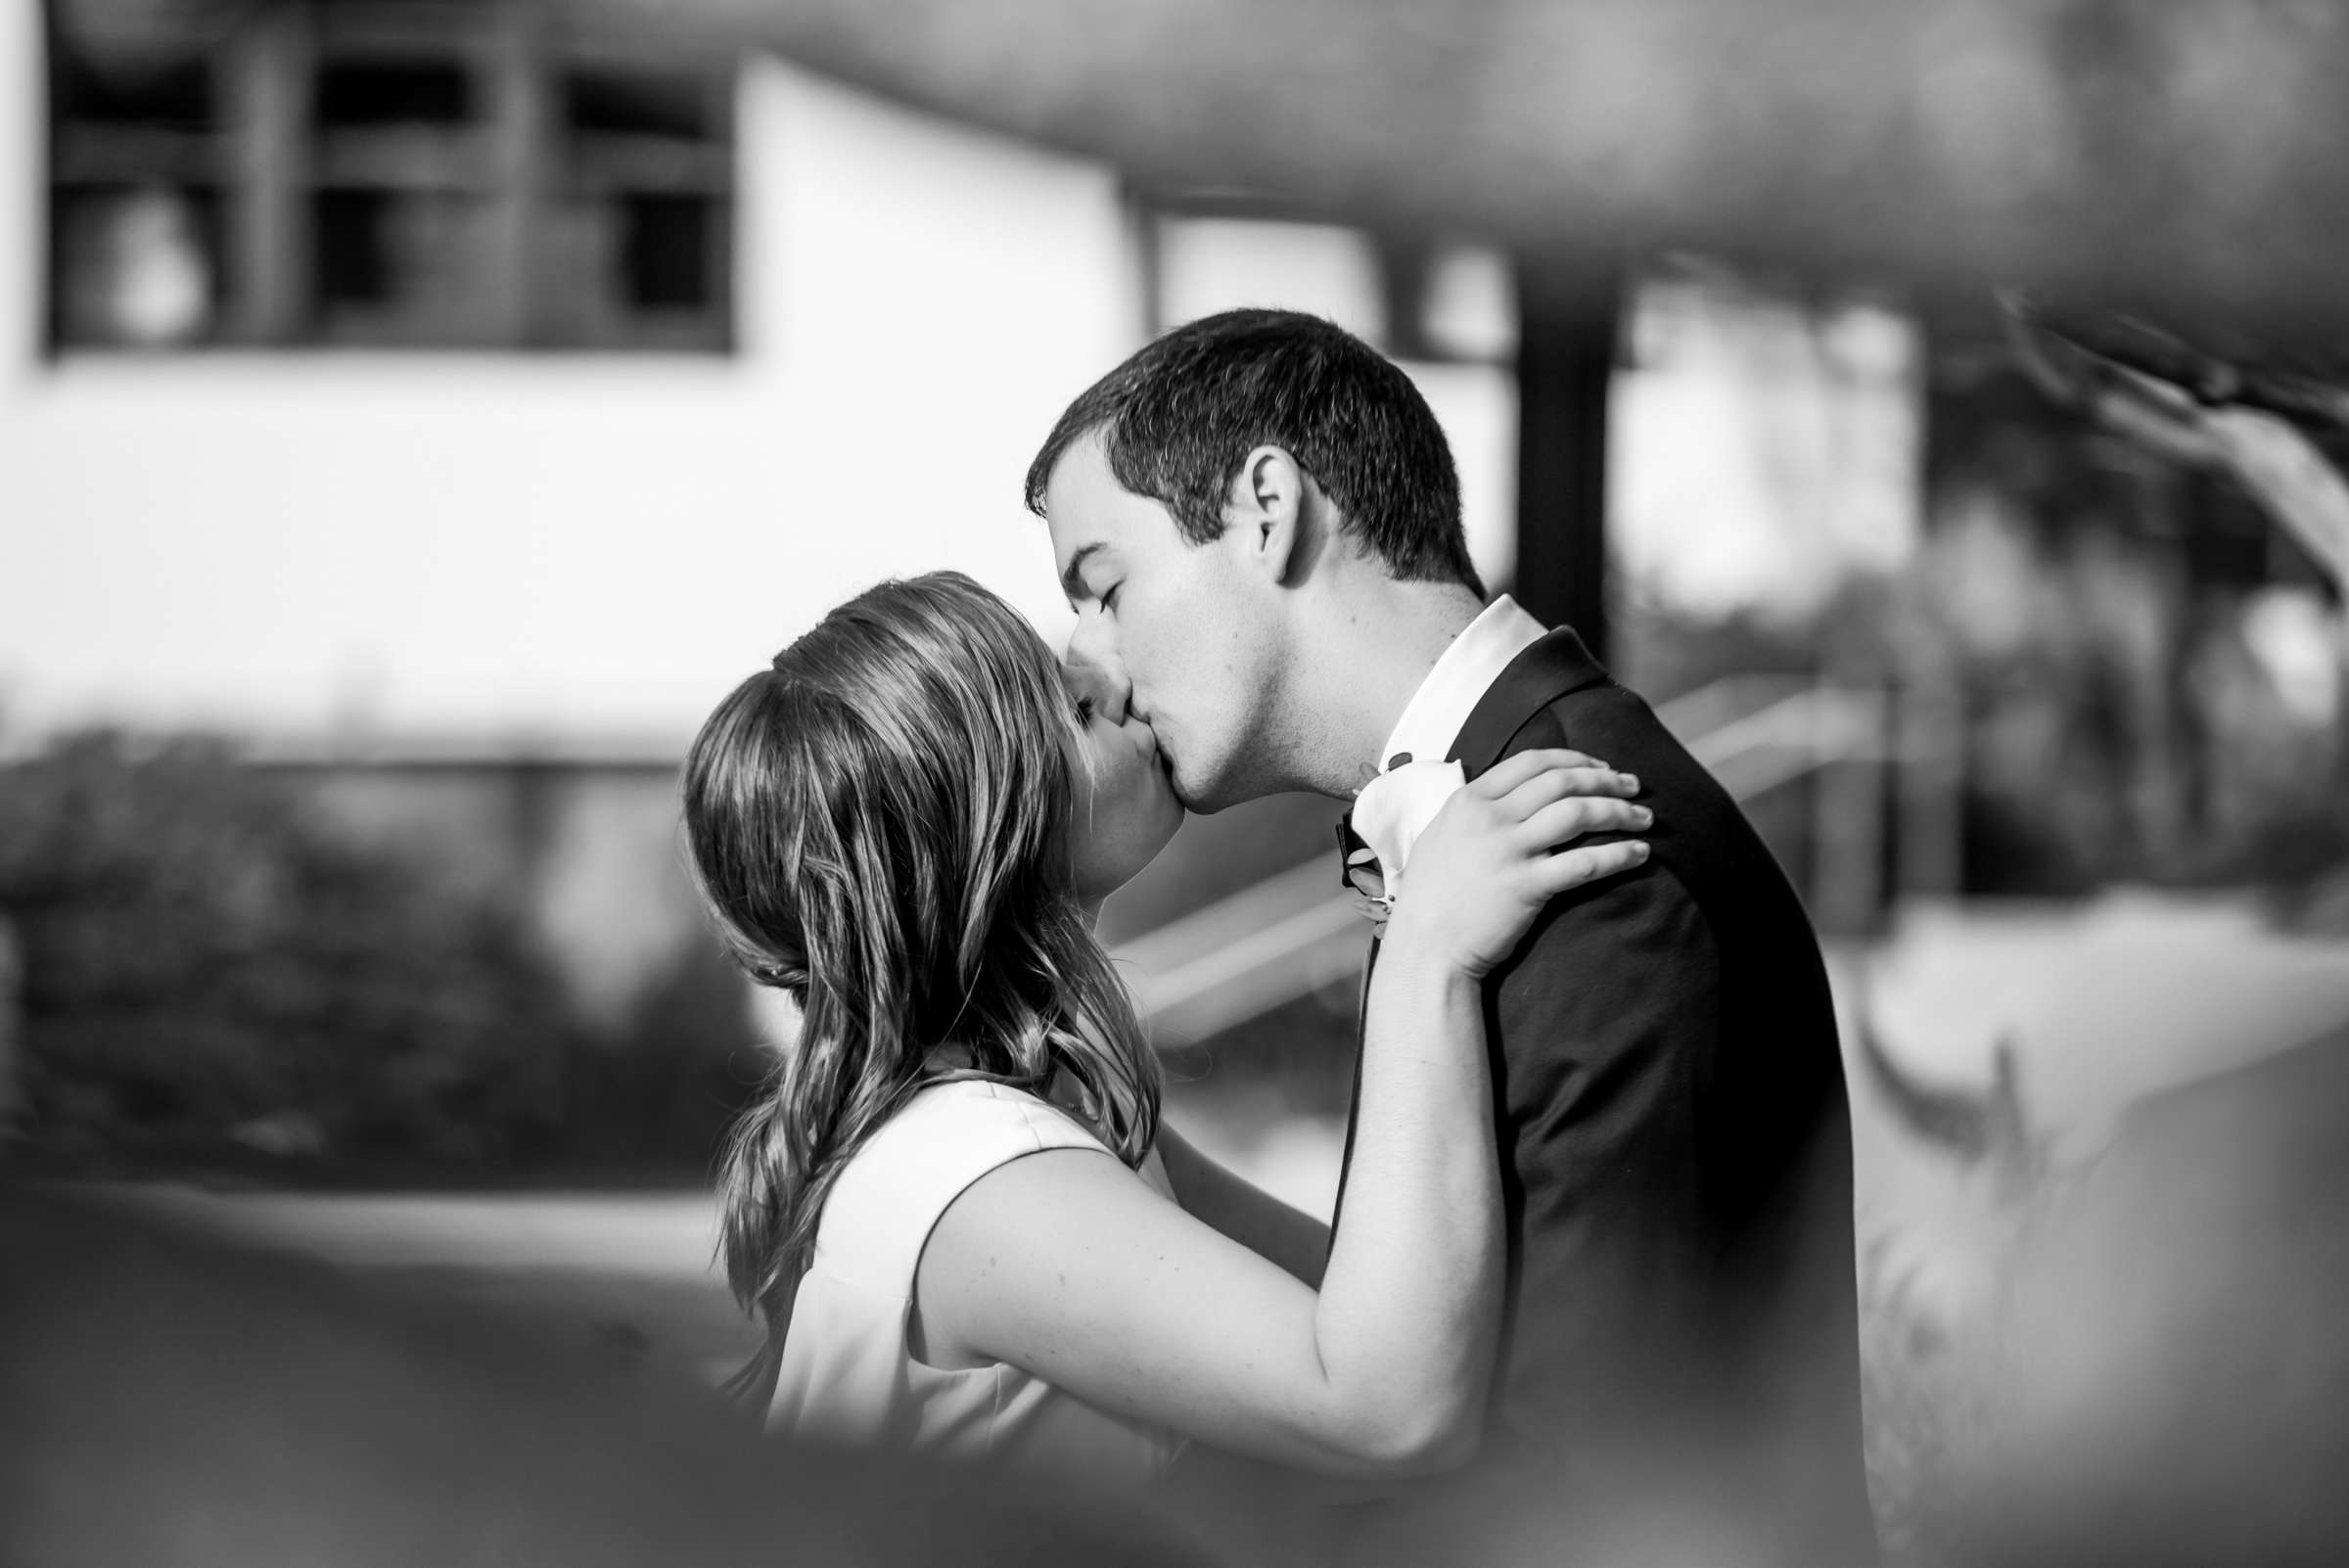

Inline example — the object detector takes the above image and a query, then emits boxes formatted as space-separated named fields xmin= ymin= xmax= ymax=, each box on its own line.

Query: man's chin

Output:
xmin=1159 ymin=753 xmax=1207 ymax=815
xmin=1166 ymin=767 xmax=1214 ymax=816
xmin=1164 ymin=749 xmax=1257 ymax=816
xmin=1171 ymin=783 xmax=1235 ymax=816
xmin=1169 ymin=757 xmax=1264 ymax=815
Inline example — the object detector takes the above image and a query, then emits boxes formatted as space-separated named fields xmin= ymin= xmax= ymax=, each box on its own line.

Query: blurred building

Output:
xmin=4 ymin=0 xmax=1540 ymax=742
xmin=0 ymin=0 xmax=2053 ymax=1082
xmin=2 ymin=1 xmax=1545 ymax=1033
xmin=6 ymin=0 xmax=1141 ymax=743
xmin=12 ymin=1 xmax=2336 ymax=1161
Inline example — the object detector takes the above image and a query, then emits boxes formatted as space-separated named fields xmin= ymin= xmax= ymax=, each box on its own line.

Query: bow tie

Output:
xmin=1336 ymin=753 xmax=1468 ymax=924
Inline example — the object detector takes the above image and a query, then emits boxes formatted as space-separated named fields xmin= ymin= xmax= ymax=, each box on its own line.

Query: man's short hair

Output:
xmin=1024 ymin=309 xmax=1485 ymax=596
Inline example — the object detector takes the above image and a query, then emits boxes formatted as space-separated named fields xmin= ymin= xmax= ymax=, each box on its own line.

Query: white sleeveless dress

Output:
xmin=767 ymin=1078 xmax=1186 ymax=1486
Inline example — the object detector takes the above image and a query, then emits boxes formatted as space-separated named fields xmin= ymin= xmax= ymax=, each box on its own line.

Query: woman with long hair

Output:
xmin=682 ymin=572 xmax=1649 ymax=1486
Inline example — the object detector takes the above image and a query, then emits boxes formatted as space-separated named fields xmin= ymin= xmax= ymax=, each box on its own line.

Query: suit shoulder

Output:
xmin=1487 ymin=683 xmax=1685 ymax=783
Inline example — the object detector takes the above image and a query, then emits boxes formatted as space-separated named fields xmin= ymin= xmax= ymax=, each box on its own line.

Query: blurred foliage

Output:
xmin=1916 ymin=333 xmax=2349 ymax=899
xmin=0 ymin=730 xmax=753 ymax=1176
xmin=1616 ymin=352 xmax=2349 ymax=905
xmin=576 ymin=936 xmax=765 ymax=1171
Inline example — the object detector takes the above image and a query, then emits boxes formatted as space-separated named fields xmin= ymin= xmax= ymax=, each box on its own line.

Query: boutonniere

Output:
xmin=1343 ymin=844 xmax=1395 ymax=930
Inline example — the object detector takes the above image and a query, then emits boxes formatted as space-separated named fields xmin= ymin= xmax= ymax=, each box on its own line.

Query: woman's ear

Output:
xmin=1226 ymin=445 xmax=1308 ymax=584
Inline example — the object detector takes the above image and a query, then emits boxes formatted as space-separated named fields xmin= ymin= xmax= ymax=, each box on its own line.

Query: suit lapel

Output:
xmin=1331 ymin=626 xmax=1610 ymax=1234
xmin=1447 ymin=625 xmax=1613 ymax=777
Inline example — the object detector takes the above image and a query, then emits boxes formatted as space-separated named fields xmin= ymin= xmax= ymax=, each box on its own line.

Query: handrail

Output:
xmin=1117 ymin=858 xmax=1365 ymax=1045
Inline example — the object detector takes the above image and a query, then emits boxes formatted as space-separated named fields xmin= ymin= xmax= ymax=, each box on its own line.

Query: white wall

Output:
xmin=0 ymin=26 xmax=1536 ymax=747
xmin=0 ymin=49 xmax=1139 ymax=743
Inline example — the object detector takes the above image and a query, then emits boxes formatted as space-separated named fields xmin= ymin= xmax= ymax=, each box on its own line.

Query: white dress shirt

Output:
xmin=1349 ymin=595 xmax=1548 ymax=900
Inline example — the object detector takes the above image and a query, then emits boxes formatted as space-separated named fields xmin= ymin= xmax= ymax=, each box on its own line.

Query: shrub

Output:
xmin=0 ymin=731 xmax=579 ymax=1168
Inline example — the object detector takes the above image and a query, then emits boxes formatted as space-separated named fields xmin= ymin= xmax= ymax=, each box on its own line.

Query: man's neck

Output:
xmin=1279 ymin=576 xmax=1487 ymax=800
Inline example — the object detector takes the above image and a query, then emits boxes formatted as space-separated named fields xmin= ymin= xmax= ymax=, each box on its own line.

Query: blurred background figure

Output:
xmin=6 ymin=1 xmax=2349 ymax=1564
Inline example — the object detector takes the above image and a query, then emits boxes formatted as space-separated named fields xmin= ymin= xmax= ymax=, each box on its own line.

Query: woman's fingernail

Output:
xmin=1633 ymin=807 xmax=1654 ymax=826
xmin=1620 ymin=773 xmax=1639 ymax=792
xmin=1633 ymin=841 xmax=1651 ymax=857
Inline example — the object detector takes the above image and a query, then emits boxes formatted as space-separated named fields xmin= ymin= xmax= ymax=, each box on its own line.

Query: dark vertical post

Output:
xmin=484 ymin=5 xmax=543 ymax=346
xmin=1373 ymin=230 xmax=1433 ymax=361
xmin=1124 ymin=183 xmax=1165 ymax=340
xmin=1512 ymin=268 xmax=1620 ymax=663
xmin=1904 ymin=304 xmax=1992 ymax=899
xmin=224 ymin=8 xmax=310 ymax=345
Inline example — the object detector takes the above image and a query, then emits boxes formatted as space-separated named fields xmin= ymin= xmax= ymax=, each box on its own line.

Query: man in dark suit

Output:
xmin=1029 ymin=309 xmax=1875 ymax=1567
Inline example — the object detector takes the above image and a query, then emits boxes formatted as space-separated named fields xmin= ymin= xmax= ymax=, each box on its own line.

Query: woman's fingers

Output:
xmin=1540 ymin=839 xmax=1652 ymax=893
xmin=1517 ymin=794 xmax=1653 ymax=849
xmin=1472 ymin=749 xmax=1608 ymax=797
xmin=1496 ymin=763 xmax=1642 ymax=819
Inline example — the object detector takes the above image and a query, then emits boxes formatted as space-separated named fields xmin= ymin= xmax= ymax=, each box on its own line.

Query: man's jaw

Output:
xmin=1151 ymin=737 xmax=1206 ymax=814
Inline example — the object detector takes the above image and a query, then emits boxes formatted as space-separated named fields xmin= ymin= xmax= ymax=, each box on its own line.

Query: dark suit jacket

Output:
xmin=1337 ymin=627 xmax=1877 ymax=1568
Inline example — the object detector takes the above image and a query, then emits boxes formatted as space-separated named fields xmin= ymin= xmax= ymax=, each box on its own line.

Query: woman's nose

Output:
xmin=1064 ymin=649 xmax=1131 ymax=721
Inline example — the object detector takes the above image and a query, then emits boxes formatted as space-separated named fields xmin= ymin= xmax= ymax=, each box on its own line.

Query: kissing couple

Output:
xmin=684 ymin=311 xmax=1878 ymax=1567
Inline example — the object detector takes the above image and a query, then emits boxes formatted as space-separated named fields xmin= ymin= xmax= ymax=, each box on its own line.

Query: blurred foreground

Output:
xmin=0 ymin=1181 xmax=1221 ymax=1568
xmin=9 ymin=1012 xmax=2348 ymax=1567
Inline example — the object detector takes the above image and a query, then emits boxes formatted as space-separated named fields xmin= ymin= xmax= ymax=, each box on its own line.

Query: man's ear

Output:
xmin=1227 ymin=445 xmax=1308 ymax=584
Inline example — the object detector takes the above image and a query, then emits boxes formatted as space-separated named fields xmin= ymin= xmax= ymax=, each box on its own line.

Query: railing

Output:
xmin=1113 ymin=676 xmax=1895 ymax=1044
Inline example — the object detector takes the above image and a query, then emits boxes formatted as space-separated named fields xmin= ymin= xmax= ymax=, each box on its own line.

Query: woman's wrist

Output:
xmin=1372 ymin=921 xmax=1489 ymax=991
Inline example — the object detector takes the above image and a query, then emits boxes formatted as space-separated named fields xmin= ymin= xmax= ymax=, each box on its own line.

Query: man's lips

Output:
xmin=1133 ymin=722 xmax=1175 ymax=787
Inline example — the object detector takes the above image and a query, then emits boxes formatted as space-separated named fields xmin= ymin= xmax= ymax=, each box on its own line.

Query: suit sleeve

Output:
xmin=1483 ymin=828 xmax=1724 ymax=1418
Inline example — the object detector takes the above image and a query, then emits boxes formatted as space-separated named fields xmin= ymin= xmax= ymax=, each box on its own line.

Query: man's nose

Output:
xmin=1065 ymin=631 xmax=1132 ymax=720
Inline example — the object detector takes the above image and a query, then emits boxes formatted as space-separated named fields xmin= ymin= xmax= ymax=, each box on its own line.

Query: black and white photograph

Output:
xmin=5 ymin=4 xmax=2348 ymax=1566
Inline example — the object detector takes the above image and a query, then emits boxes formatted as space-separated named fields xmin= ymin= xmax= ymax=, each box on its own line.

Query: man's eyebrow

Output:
xmin=1060 ymin=542 xmax=1108 ymax=602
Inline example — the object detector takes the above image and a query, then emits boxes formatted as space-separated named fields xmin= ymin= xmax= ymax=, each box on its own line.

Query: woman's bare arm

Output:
xmin=918 ymin=948 xmax=1496 ymax=1475
xmin=1154 ymin=1122 xmax=1331 ymax=1288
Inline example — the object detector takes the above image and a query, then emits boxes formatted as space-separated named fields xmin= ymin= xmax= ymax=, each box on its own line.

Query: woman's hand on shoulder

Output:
xmin=1386 ymin=749 xmax=1651 ymax=980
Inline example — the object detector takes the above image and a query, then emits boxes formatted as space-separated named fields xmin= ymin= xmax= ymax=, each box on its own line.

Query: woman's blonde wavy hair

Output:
xmin=682 ymin=572 xmax=1161 ymax=1403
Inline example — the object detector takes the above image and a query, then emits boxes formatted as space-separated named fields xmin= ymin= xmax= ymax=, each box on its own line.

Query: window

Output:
xmin=1134 ymin=187 xmax=1516 ymax=366
xmin=47 ymin=0 xmax=736 ymax=353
